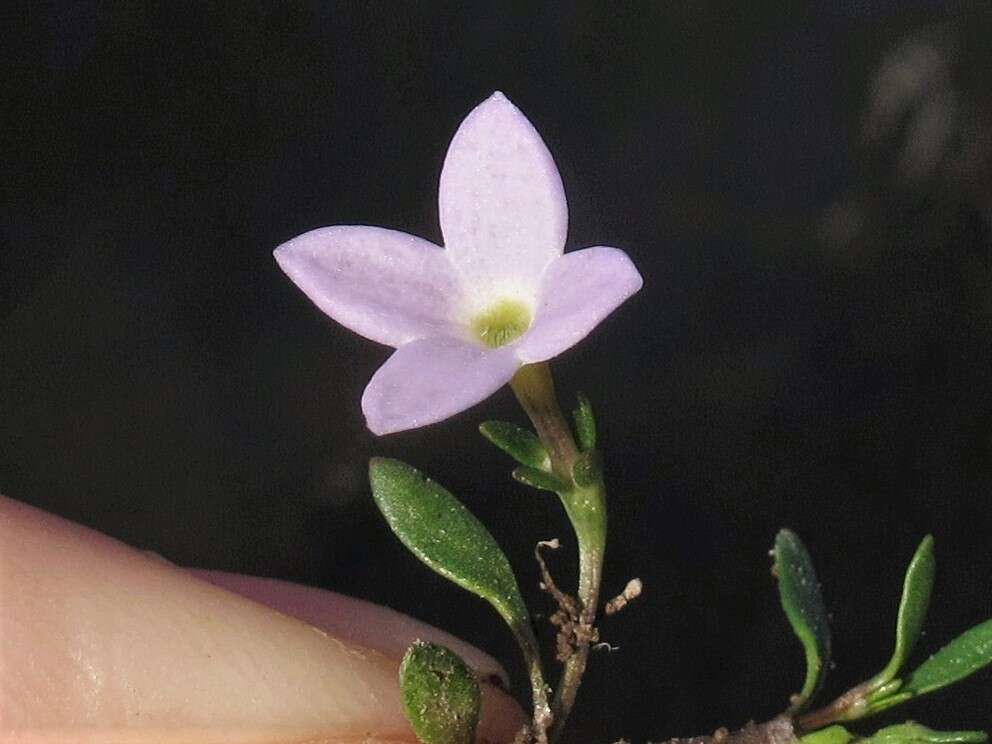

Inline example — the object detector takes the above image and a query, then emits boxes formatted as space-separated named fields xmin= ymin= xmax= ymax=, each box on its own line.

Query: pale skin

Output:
xmin=0 ymin=495 xmax=525 ymax=744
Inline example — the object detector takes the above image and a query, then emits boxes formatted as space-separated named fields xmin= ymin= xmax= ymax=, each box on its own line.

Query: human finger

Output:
xmin=0 ymin=496 xmax=525 ymax=744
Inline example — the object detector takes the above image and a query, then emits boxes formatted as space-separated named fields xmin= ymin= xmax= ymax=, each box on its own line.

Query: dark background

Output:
xmin=2 ymin=2 xmax=991 ymax=741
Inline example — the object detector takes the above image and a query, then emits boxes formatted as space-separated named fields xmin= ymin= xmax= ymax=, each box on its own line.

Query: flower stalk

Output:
xmin=509 ymin=364 xmax=580 ymax=479
xmin=510 ymin=362 xmax=607 ymax=741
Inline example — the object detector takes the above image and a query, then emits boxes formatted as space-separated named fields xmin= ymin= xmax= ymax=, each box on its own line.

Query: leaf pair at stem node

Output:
xmin=774 ymin=530 xmax=992 ymax=744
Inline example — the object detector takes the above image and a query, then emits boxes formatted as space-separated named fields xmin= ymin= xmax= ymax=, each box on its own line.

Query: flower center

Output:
xmin=470 ymin=299 xmax=532 ymax=348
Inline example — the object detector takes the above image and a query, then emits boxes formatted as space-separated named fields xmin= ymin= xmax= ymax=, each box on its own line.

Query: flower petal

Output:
xmin=516 ymin=246 xmax=643 ymax=363
xmin=439 ymin=92 xmax=567 ymax=308
xmin=362 ymin=337 xmax=520 ymax=435
xmin=274 ymin=226 xmax=463 ymax=348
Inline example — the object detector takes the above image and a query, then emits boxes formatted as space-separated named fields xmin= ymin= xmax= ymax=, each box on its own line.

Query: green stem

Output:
xmin=552 ymin=490 xmax=604 ymax=721
xmin=509 ymin=363 xmax=607 ymax=742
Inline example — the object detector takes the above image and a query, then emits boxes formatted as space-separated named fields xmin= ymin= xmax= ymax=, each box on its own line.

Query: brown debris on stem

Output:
xmin=535 ymin=539 xmax=599 ymax=663
xmin=658 ymin=718 xmax=798 ymax=744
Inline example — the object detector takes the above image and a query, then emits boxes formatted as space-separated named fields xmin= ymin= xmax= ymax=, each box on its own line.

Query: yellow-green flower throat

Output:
xmin=471 ymin=299 xmax=531 ymax=348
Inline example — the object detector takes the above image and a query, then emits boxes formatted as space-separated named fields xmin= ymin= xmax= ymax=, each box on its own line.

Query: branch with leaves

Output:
xmin=777 ymin=531 xmax=992 ymax=744
xmin=682 ymin=532 xmax=991 ymax=744
xmin=368 ymin=361 xmax=614 ymax=744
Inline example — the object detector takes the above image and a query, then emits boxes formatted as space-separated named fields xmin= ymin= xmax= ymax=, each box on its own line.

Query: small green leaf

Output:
xmin=864 ymin=723 xmax=987 ymax=744
xmin=874 ymin=535 xmax=936 ymax=687
xmin=901 ymin=617 xmax=992 ymax=697
xmin=800 ymin=726 xmax=857 ymax=744
xmin=773 ymin=529 xmax=832 ymax=712
xmin=369 ymin=458 xmax=531 ymax=633
xmin=512 ymin=465 xmax=567 ymax=492
xmin=863 ymin=691 xmax=913 ymax=717
xmin=571 ymin=450 xmax=603 ymax=488
xmin=400 ymin=640 xmax=481 ymax=744
xmin=572 ymin=394 xmax=596 ymax=451
xmin=479 ymin=421 xmax=549 ymax=469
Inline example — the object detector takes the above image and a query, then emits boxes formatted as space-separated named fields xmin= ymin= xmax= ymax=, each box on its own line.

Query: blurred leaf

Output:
xmin=369 ymin=458 xmax=531 ymax=632
xmin=479 ymin=420 xmax=549 ymax=469
xmin=800 ymin=726 xmax=856 ymax=744
xmin=874 ymin=535 xmax=936 ymax=687
xmin=864 ymin=723 xmax=987 ymax=744
xmin=572 ymin=394 xmax=596 ymax=452
xmin=864 ymin=691 xmax=913 ymax=717
xmin=571 ymin=450 xmax=602 ymax=488
xmin=773 ymin=529 xmax=832 ymax=712
xmin=870 ymin=679 xmax=903 ymax=699
xmin=512 ymin=465 xmax=566 ymax=492
xmin=902 ymin=617 xmax=992 ymax=696
xmin=400 ymin=640 xmax=480 ymax=744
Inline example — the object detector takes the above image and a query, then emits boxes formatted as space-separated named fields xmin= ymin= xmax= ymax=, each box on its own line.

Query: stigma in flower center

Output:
xmin=470 ymin=299 xmax=532 ymax=348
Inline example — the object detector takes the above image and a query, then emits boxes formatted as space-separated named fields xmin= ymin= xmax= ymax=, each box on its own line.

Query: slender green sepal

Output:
xmin=871 ymin=535 xmax=936 ymax=688
xmin=773 ymin=529 xmax=832 ymax=712
xmin=400 ymin=640 xmax=481 ymax=744
xmin=864 ymin=723 xmax=987 ymax=744
xmin=901 ymin=617 xmax=992 ymax=696
xmin=572 ymin=394 xmax=596 ymax=452
xmin=800 ymin=726 xmax=857 ymax=744
xmin=512 ymin=465 xmax=567 ymax=492
xmin=369 ymin=458 xmax=532 ymax=634
xmin=479 ymin=421 xmax=549 ymax=470
xmin=571 ymin=450 xmax=603 ymax=488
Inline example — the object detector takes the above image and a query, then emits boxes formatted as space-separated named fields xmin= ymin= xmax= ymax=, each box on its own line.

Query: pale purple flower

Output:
xmin=275 ymin=92 xmax=642 ymax=435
